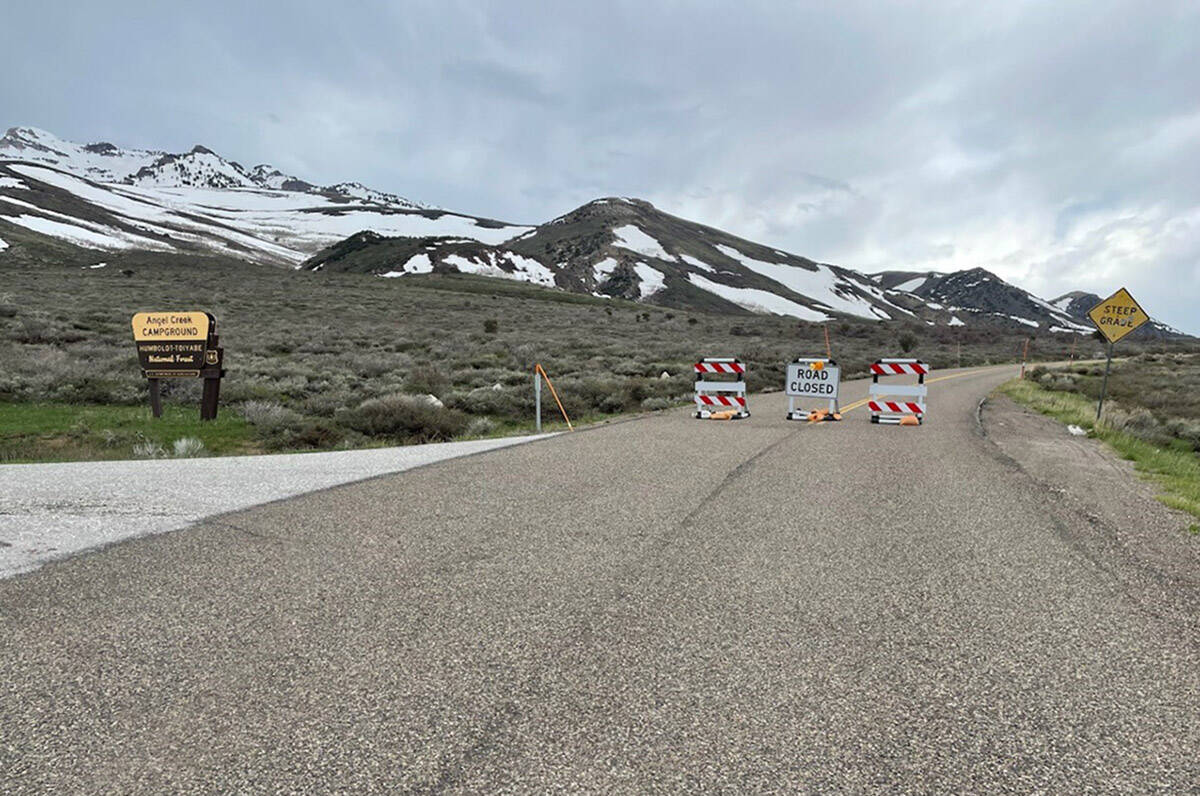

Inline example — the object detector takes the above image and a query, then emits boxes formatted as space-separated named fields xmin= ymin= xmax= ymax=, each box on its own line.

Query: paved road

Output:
xmin=0 ymin=433 xmax=555 ymax=579
xmin=2 ymin=366 xmax=1197 ymax=792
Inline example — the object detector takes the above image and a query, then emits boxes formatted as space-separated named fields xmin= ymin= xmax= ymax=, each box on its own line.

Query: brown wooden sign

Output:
xmin=131 ymin=311 xmax=212 ymax=377
xmin=130 ymin=311 xmax=225 ymax=419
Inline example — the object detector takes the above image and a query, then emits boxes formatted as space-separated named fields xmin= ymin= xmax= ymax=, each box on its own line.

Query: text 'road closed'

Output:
xmin=786 ymin=363 xmax=840 ymax=399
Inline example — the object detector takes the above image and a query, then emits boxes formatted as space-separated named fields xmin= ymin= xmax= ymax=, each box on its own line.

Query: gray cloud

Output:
xmin=1 ymin=0 xmax=1197 ymax=331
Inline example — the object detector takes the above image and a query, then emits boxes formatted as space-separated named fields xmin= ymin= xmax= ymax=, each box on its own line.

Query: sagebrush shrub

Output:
xmin=336 ymin=394 xmax=468 ymax=442
xmin=172 ymin=437 xmax=206 ymax=458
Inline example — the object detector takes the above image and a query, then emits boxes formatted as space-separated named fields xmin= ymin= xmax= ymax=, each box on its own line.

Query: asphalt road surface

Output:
xmin=0 ymin=432 xmax=554 ymax=579
xmin=2 ymin=366 xmax=1197 ymax=792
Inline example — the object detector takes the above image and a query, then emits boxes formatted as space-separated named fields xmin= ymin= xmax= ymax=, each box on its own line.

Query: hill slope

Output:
xmin=306 ymin=198 xmax=934 ymax=323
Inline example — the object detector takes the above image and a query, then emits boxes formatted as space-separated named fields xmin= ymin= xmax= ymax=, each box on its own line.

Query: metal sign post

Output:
xmin=1096 ymin=340 xmax=1114 ymax=422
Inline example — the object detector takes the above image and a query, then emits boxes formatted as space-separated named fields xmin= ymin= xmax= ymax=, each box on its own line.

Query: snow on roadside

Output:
xmin=687 ymin=273 xmax=828 ymax=320
xmin=612 ymin=225 xmax=676 ymax=261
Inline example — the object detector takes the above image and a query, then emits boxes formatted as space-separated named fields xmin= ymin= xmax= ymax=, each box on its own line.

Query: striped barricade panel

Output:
xmin=694 ymin=358 xmax=749 ymax=419
xmin=868 ymin=359 xmax=929 ymax=425
xmin=870 ymin=360 xmax=929 ymax=376
xmin=694 ymin=360 xmax=746 ymax=375
xmin=868 ymin=400 xmax=925 ymax=415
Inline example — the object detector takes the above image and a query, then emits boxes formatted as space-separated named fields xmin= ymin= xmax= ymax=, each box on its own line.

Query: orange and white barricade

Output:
xmin=868 ymin=358 xmax=929 ymax=425
xmin=693 ymin=357 xmax=749 ymax=419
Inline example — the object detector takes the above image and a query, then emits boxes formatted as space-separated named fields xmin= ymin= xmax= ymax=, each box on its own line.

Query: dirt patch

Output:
xmin=981 ymin=393 xmax=1200 ymax=638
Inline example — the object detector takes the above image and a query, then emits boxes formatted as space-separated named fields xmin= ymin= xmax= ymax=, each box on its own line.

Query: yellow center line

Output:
xmin=837 ymin=366 xmax=1010 ymax=415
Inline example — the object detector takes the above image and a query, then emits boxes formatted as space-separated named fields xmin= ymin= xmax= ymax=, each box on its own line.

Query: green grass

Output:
xmin=999 ymin=379 xmax=1200 ymax=520
xmin=0 ymin=402 xmax=260 ymax=463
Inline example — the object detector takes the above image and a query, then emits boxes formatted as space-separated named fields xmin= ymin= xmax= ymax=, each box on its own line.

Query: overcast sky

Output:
xmin=3 ymin=1 xmax=1197 ymax=331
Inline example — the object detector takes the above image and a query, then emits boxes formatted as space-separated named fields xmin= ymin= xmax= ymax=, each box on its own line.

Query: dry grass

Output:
xmin=1 ymin=252 xmax=1194 ymax=458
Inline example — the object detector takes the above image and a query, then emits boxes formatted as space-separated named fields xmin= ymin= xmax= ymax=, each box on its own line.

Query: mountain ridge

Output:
xmin=0 ymin=126 xmax=1189 ymax=337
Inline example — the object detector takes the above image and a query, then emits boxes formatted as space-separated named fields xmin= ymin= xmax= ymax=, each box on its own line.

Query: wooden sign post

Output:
xmin=130 ymin=311 xmax=226 ymax=420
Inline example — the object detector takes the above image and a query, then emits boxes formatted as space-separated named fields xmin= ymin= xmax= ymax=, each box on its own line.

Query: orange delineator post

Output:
xmin=535 ymin=363 xmax=573 ymax=431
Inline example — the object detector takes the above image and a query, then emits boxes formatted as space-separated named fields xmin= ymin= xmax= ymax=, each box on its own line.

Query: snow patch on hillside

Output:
xmin=633 ymin=262 xmax=665 ymax=298
xmin=2 ymin=213 xmax=170 ymax=251
xmin=679 ymin=253 xmax=713 ymax=272
xmin=0 ymin=177 xmax=26 ymax=190
xmin=592 ymin=256 xmax=619 ymax=285
xmin=443 ymin=252 xmax=556 ymax=287
xmin=894 ymin=276 xmax=928 ymax=292
xmin=612 ymin=225 xmax=676 ymax=261
xmin=948 ymin=316 xmax=965 ymax=326
xmin=0 ymin=236 xmax=7 ymax=251
xmin=688 ymin=273 xmax=828 ymax=320
xmin=380 ymin=253 xmax=433 ymax=276
xmin=713 ymin=244 xmax=883 ymax=320
xmin=8 ymin=163 xmax=528 ymax=263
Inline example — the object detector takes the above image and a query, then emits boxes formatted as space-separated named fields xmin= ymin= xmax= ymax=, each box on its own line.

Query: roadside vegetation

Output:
xmin=1001 ymin=353 xmax=1200 ymax=524
xmin=1 ymin=254 xmax=1194 ymax=462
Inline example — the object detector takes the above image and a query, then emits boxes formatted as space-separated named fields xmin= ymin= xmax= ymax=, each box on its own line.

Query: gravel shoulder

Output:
xmin=980 ymin=392 xmax=1200 ymax=637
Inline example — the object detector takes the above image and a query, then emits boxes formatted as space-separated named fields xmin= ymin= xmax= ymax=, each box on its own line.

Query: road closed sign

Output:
xmin=786 ymin=361 xmax=839 ymax=399
xmin=1088 ymin=287 xmax=1149 ymax=344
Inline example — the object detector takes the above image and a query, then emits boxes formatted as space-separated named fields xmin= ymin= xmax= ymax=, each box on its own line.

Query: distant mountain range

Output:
xmin=0 ymin=126 xmax=1187 ymax=338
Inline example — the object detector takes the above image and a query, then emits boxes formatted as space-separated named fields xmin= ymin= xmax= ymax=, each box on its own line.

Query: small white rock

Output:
xmin=422 ymin=394 xmax=444 ymax=408
xmin=659 ymin=371 xmax=670 ymax=380
xmin=492 ymin=383 xmax=503 ymax=391
xmin=1067 ymin=424 xmax=1087 ymax=436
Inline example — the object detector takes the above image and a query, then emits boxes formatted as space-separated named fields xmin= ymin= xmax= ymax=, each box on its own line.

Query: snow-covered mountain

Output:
xmin=0 ymin=127 xmax=427 ymax=207
xmin=0 ymin=127 xmax=529 ymax=265
xmin=871 ymin=269 xmax=1184 ymax=338
xmin=1 ymin=126 xmax=1187 ymax=335
xmin=305 ymin=197 xmax=938 ymax=323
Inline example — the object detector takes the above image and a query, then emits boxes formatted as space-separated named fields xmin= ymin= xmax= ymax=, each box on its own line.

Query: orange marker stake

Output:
xmin=535 ymin=363 xmax=574 ymax=431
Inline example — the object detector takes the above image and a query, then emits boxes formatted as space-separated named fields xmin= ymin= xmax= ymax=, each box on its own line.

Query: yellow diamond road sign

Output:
xmin=1088 ymin=287 xmax=1149 ymax=344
